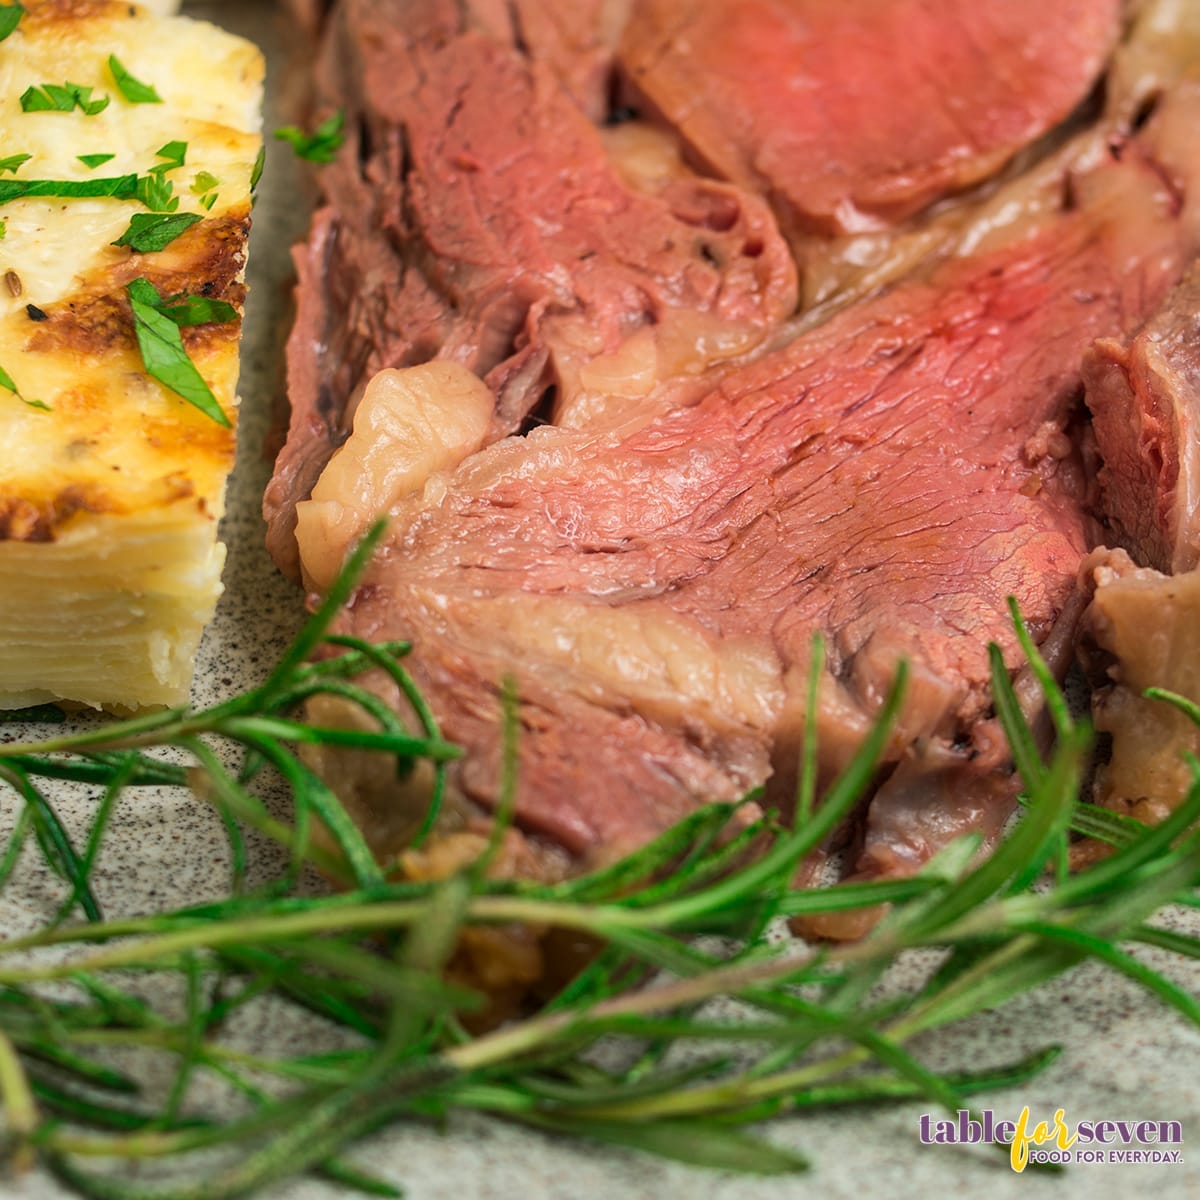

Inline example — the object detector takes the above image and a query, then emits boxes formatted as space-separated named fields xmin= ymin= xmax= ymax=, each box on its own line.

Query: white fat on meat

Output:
xmin=534 ymin=119 xmax=776 ymax=430
xmin=548 ymin=311 xmax=767 ymax=431
xmin=1082 ymin=548 xmax=1200 ymax=825
xmin=445 ymin=593 xmax=786 ymax=734
xmin=295 ymin=364 xmax=494 ymax=590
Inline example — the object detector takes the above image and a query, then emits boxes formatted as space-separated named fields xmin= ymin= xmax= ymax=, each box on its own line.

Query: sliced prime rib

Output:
xmin=265 ymin=2 xmax=797 ymax=580
xmin=788 ymin=0 xmax=1200 ymax=316
xmin=496 ymin=0 xmax=634 ymax=123
xmin=266 ymin=0 xmax=1135 ymax=586
xmin=618 ymin=0 xmax=1121 ymax=236
xmin=297 ymin=85 xmax=1200 ymax=883
xmin=288 ymin=0 xmax=630 ymax=121
xmin=1084 ymin=265 xmax=1200 ymax=575
xmin=1074 ymin=257 xmax=1200 ymax=838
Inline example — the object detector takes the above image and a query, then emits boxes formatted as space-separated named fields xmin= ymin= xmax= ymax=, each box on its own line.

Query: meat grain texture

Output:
xmin=269 ymin=0 xmax=1200 ymax=931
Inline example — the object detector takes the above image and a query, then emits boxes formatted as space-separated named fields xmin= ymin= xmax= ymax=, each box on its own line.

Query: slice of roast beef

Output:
xmin=1075 ymin=209 xmax=1200 ymax=840
xmin=303 ymin=84 xmax=1200 ymax=878
xmin=307 ymin=0 xmax=630 ymax=123
xmin=267 ymin=0 xmax=1143 ymax=587
xmin=618 ymin=0 xmax=1121 ymax=236
xmin=264 ymin=10 xmax=797 ymax=580
xmin=784 ymin=0 xmax=1200 ymax=318
xmin=503 ymin=0 xmax=633 ymax=123
xmin=1084 ymin=265 xmax=1200 ymax=574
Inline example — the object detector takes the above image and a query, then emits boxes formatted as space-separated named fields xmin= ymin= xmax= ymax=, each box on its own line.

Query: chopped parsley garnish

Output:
xmin=131 ymin=279 xmax=239 ymax=330
xmin=0 ymin=174 xmax=138 ymax=204
xmin=160 ymin=294 xmax=239 ymax=327
xmin=0 ymin=153 xmax=31 ymax=175
xmin=132 ymin=142 xmax=188 ymax=211
xmin=135 ymin=171 xmax=178 ymax=213
xmin=250 ymin=145 xmax=265 ymax=192
xmin=0 ymin=141 xmax=187 ymax=209
xmin=20 ymin=82 xmax=110 ymax=116
xmin=0 ymin=362 xmax=49 ymax=411
xmin=112 ymin=211 xmax=202 ymax=252
xmin=0 ymin=220 xmax=6 ymax=239
xmin=274 ymin=108 xmax=345 ymax=163
xmin=191 ymin=170 xmax=219 ymax=211
xmin=126 ymin=278 xmax=233 ymax=427
xmin=78 ymin=152 xmax=115 ymax=169
xmin=0 ymin=3 xmax=24 ymax=43
xmin=153 ymin=140 xmax=187 ymax=173
xmin=107 ymin=54 xmax=162 ymax=104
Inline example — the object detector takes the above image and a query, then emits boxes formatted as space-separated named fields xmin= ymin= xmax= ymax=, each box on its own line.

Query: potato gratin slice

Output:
xmin=0 ymin=0 xmax=262 ymax=709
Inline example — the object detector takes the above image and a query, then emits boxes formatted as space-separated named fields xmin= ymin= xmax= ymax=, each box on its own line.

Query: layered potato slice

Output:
xmin=0 ymin=0 xmax=262 ymax=709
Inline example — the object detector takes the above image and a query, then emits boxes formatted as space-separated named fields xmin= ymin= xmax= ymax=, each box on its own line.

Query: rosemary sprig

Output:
xmin=0 ymin=538 xmax=1197 ymax=1198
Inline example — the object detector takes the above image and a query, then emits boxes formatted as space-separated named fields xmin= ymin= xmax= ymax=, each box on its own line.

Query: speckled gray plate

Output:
xmin=3 ymin=4 xmax=1200 ymax=1197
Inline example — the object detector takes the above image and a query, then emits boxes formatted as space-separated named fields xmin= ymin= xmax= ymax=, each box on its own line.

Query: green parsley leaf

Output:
xmin=77 ymin=153 xmax=115 ymax=169
xmin=20 ymin=82 xmax=110 ymax=116
xmin=135 ymin=171 xmax=178 ymax=213
xmin=111 ymin=211 xmax=202 ymax=252
xmin=161 ymin=295 xmax=239 ymax=327
xmin=0 ymin=362 xmax=50 ymax=411
xmin=0 ymin=3 xmax=24 ymax=43
xmin=127 ymin=278 xmax=239 ymax=328
xmin=250 ymin=145 xmax=265 ymax=192
xmin=274 ymin=108 xmax=345 ymax=164
xmin=125 ymin=276 xmax=160 ymax=308
xmin=152 ymin=141 xmax=187 ymax=174
xmin=0 ymin=174 xmax=138 ymax=205
xmin=191 ymin=168 xmax=220 ymax=213
xmin=125 ymin=279 xmax=230 ymax=427
xmin=131 ymin=143 xmax=186 ymax=210
xmin=107 ymin=54 xmax=162 ymax=104
xmin=0 ymin=153 xmax=31 ymax=176
xmin=17 ymin=86 xmax=47 ymax=111
xmin=0 ymin=220 xmax=6 ymax=239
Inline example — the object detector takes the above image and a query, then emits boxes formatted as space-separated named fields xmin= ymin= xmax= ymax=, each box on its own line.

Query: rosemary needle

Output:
xmin=0 ymin=534 xmax=1197 ymax=1198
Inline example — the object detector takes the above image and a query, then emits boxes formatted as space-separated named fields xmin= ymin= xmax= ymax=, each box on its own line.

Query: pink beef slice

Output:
xmin=1084 ymin=264 xmax=1200 ymax=575
xmin=503 ymin=0 xmax=634 ymax=123
xmin=618 ymin=0 xmax=1122 ymax=235
xmin=328 ymin=86 xmax=1200 ymax=874
xmin=264 ymin=5 xmax=796 ymax=580
xmin=304 ymin=0 xmax=631 ymax=121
